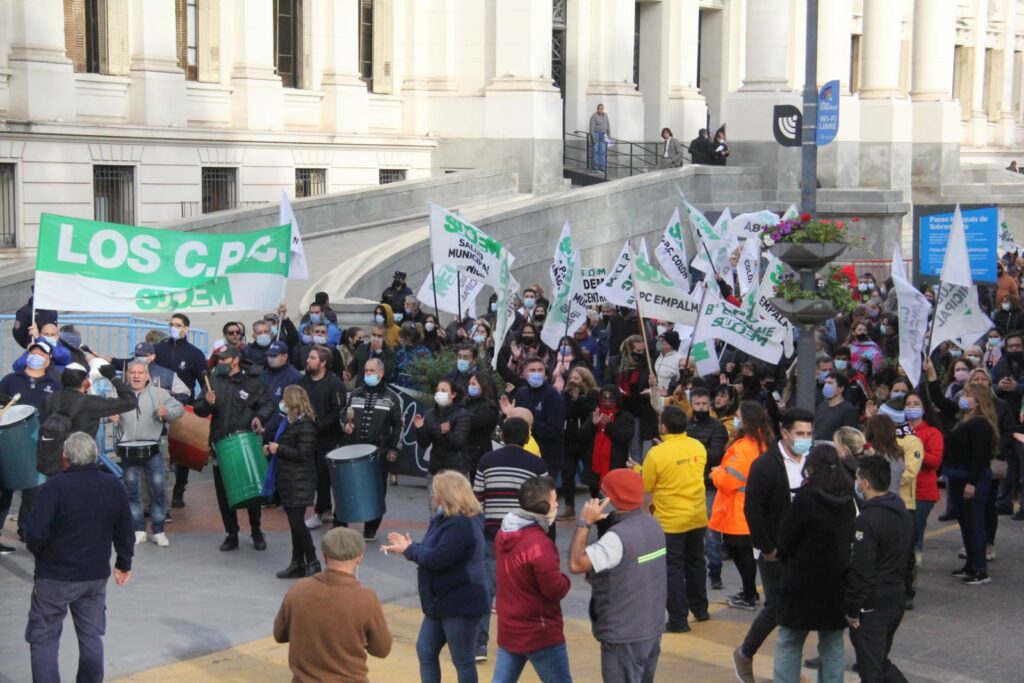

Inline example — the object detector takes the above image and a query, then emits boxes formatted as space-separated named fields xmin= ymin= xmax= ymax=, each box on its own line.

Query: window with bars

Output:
xmin=295 ymin=168 xmax=326 ymax=198
xmin=93 ymin=166 xmax=135 ymax=225
xmin=359 ymin=0 xmax=374 ymax=88
xmin=379 ymin=169 xmax=406 ymax=185
xmin=201 ymin=167 xmax=237 ymax=213
xmin=0 ymin=165 xmax=15 ymax=248
xmin=175 ymin=0 xmax=199 ymax=80
xmin=274 ymin=0 xmax=302 ymax=88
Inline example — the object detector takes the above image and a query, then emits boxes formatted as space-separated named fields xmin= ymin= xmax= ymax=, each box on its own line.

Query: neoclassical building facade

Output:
xmin=0 ymin=0 xmax=1021 ymax=253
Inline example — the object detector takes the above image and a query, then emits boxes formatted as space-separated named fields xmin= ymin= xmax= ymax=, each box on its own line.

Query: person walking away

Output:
xmin=269 ymin=385 xmax=321 ymax=578
xmin=382 ymin=471 xmax=488 ymax=683
xmin=638 ymin=406 xmax=709 ymax=633
xmin=341 ymin=358 xmax=403 ymax=540
xmin=24 ymin=433 xmax=134 ymax=683
xmin=656 ymin=128 xmax=685 ymax=169
xmin=773 ymin=445 xmax=856 ymax=683
xmin=473 ymin=418 xmax=548 ymax=661
xmin=193 ymin=345 xmax=274 ymax=552
xmin=589 ymin=104 xmax=611 ymax=172
xmin=710 ymin=402 xmax=774 ymax=610
xmin=846 ymin=456 xmax=915 ymax=683
xmin=298 ymin=346 xmax=346 ymax=530
xmin=732 ymin=408 xmax=814 ymax=683
xmin=113 ymin=361 xmax=184 ymax=547
xmin=274 ymin=527 xmax=393 ymax=683
xmin=492 ymin=476 xmax=573 ymax=683
xmin=685 ymin=388 xmax=729 ymax=589
xmin=568 ymin=469 xmax=666 ymax=683
xmin=688 ymin=128 xmax=711 ymax=164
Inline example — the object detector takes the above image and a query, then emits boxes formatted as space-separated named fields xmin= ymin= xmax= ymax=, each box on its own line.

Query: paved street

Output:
xmin=2 ymin=470 xmax=1022 ymax=683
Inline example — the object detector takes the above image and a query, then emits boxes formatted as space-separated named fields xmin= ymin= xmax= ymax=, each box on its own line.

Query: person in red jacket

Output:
xmin=904 ymin=389 xmax=944 ymax=608
xmin=493 ymin=476 xmax=573 ymax=682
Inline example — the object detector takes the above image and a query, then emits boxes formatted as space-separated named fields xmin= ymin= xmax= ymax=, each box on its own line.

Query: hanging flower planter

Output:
xmin=770 ymin=297 xmax=836 ymax=325
xmin=768 ymin=242 xmax=849 ymax=270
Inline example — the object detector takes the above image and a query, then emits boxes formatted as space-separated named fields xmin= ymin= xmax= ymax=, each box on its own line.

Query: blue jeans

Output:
xmin=913 ymin=499 xmax=935 ymax=552
xmin=417 ymin=614 xmax=482 ymax=683
xmin=592 ymin=131 xmax=607 ymax=171
xmin=477 ymin=541 xmax=497 ymax=648
xmin=493 ymin=643 xmax=573 ymax=683
xmin=122 ymin=452 xmax=166 ymax=534
xmin=705 ymin=490 xmax=723 ymax=576
xmin=26 ymin=577 xmax=108 ymax=683
xmin=947 ymin=467 xmax=991 ymax=573
xmin=773 ymin=627 xmax=844 ymax=683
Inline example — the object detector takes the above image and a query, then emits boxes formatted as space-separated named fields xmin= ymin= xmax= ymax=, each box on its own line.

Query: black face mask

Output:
xmin=692 ymin=410 xmax=709 ymax=422
xmin=534 ymin=313 xmax=547 ymax=322
xmin=856 ymin=334 xmax=869 ymax=342
xmin=1008 ymin=351 xmax=1023 ymax=361
xmin=521 ymin=336 xmax=536 ymax=345
xmin=391 ymin=279 xmax=403 ymax=289
xmin=632 ymin=351 xmax=644 ymax=360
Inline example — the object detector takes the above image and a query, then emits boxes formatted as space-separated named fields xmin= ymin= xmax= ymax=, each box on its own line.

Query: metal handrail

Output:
xmin=563 ymin=131 xmax=693 ymax=182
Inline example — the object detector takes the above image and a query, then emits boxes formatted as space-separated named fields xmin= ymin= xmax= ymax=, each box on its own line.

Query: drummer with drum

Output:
xmin=111 ymin=361 xmax=184 ymax=547
xmin=194 ymin=345 xmax=274 ymax=552
xmin=0 ymin=340 xmax=62 ymax=551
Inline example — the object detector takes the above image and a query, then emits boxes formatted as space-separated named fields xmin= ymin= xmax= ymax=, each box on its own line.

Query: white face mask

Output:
xmin=434 ymin=391 xmax=451 ymax=407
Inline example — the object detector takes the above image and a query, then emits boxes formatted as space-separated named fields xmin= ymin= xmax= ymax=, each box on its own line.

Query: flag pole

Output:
xmin=457 ymin=270 xmax=463 ymax=327
xmin=923 ymin=279 xmax=944 ymax=355
xmin=681 ymin=283 xmax=707 ymax=375
xmin=430 ymin=263 xmax=442 ymax=323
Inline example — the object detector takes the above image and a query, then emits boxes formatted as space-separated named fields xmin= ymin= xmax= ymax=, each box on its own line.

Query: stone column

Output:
xmin=229 ymin=0 xmax=283 ymax=131
xmin=966 ymin=4 xmax=989 ymax=144
xmin=322 ymin=0 xmax=367 ymax=134
xmin=128 ymin=0 xmax=186 ymax=127
xmin=909 ymin=0 xmax=960 ymax=187
xmin=740 ymin=0 xmax=790 ymax=91
xmin=665 ymin=0 xmax=706 ymax=141
xmin=584 ymin=0 xmax=643 ymax=141
xmin=7 ymin=0 xmax=76 ymax=121
xmin=998 ymin=9 xmax=1018 ymax=146
xmin=817 ymin=0 xmax=852 ymax=92
xmin=860 ymin=0 xmax=902 ymax=98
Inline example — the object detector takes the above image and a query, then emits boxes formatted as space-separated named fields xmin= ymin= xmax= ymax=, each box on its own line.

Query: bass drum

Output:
xmin=327 ymin=444 xmax=385 ymax=523
xmin=0 ymin=405 xmax=45 ymax=491
xmin=168 ymin=405 xmax=210 ymax=472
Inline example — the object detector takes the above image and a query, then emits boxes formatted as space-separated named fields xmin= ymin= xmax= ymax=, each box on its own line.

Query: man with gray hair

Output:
xmin=274 ymin=527 xmax=392 ymax=682
xmin=113 ymin=360 xmax=185 ymax=547
xmin=25 ymin=432 xmax=134 ymax=683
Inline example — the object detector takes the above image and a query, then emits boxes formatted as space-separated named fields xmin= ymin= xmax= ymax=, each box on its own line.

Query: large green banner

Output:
xmin=34 ymin=214 xmax=291 ymax=313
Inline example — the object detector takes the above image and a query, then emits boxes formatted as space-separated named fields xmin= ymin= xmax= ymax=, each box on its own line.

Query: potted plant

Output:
xmin=770 ymin=266 xmax=856 ymax=324
xmin=762 ymin=214 xmax=861 ymax=269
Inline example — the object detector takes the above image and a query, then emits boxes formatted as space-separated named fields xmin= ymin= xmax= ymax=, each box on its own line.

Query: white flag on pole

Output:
xmin=654 ymin=208 xmax=692 ymax=292
xmin=929 ymin=284 xmax=992 ymax=354
xmin=280 ymin=191 xmax=309 ymax=280
xmin=492 ymin=253 xmax=520 ymax=369
xmin=750 ymin=254 xmax=795 ymax=357
xmin=638 ymin=236 xmax=650 ymax=263
xmin=891 ymin=243 xmax=931 ymax=386
xmin=597 ymin=242 xmax=635 ymax=308
xmin=416 ymin=265 xmax=485 ymax=318
xmin=543 ymin=242 xmax=589 ymax=349
xmin=429 ymin=203 xmax=512 ymax=288
xmin=781 ymin=203 xmax=801 ymax=221
xmin=737 ymin=236 xmax=761 ymax=295
xmin=695 ymin=288 xmax=784 ymax=364
xmin=941 ymin=205 xmax=974 ymax=287
xmin=634 ymin=253 xmax=700 ymax=325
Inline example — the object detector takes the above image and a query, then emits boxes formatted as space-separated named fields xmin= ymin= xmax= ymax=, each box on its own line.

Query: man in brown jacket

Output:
xmin=274 ymin=528 xmax=392 ymax=682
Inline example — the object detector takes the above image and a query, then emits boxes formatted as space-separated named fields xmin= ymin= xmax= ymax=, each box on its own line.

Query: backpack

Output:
xmin=37 ymin=397 xmax=80 ymax=476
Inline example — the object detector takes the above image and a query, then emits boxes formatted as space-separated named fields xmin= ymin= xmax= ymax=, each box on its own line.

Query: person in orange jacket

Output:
xmin=709 ymin=401 xmax=774 ymax=611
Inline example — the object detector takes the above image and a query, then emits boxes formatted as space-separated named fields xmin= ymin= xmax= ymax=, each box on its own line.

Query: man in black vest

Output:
xmin=569 ymin=468 xmax=667 ymax=683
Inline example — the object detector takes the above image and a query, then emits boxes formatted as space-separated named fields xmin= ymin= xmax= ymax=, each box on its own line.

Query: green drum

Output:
xmin=214 ymin=431 xmax=267 ymax=509
xmin=0 ymin=405 xmax=45 ymax=491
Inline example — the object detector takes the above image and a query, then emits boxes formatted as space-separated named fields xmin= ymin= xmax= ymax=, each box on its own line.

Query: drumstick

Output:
xmin=0 ymin=393 xmax=21 ymax=421
xmin=203 ymin=375 xmax=213 ymax=394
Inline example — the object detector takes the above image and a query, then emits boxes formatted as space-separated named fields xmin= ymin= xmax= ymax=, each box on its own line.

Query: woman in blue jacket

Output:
xmin=382 ymin=470 xmax=488 ymax=683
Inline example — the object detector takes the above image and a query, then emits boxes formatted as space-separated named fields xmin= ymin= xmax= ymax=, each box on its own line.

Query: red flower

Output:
xmin=851 ymin=216 xmax=861 ymax=222
xmin=835 ymin=220 xmax=845 ymax=229
xmin=800 ymin=213 xmax=812 ymax=221
xmin=820 ymin=219 xmax=832 ymax=224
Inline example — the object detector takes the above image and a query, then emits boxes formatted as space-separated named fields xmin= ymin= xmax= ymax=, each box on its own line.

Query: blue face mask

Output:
xmin=26 ymin=354 xmax=47 ymax=370
xmin=393 ymin=313 xmax=404 ymax=323
xmin=473 ymin=334 xmax=487 ymax=344
xmin=905 ymin=407 xmax=924 ymax=421
xmin=792 ymin=438 xmax=813 ymax=456
xmin=949 ymin=349 xmax=962 ymax=358
xmin=364 ymin=374 xmax=381 ymax=387
xmin=301 ymin=334 xmax=312 ymax=345
xmin=822 ymin=383 xmax=836 ymax=400
xmin=732 ymin=416 xmax=741 ymax=431
xmin=271 ymin=326 xmax=279 ymax=337
xmin=890 ymin=390 xmax=906 ymax=400
xmin=560 ymin=345 xmax=572 ymax=356
xmin=278 ymin=401 xmax=288 ymax=414
xmin=309 ymin=313 xmax=321 ymax=324
xmin=490 ymin=302 xmax=498 ymax=313
xmin=818 ymin=370 xmax=830 ymax=383
xmin=834 ymin=359 xmax=848 ymax=370
xmin=958 ymin=396 xmax=972 ymax=411
xmin=468 ymin=385 xmax=481 ymax=398
xmin=456 ymin=359 xmax=471 ymax=373
xmin=168 ymin=326 xmax=182 ymax=340
xmin=255 ymin=334 xmax=272 ymax=347
xmin=527 ymin=372 xmax=545 ymax=388
xmin=374 ymin=314 xmax=385 ymax=325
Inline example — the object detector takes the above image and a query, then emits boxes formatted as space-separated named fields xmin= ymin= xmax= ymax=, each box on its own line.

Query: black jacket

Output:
xmin=298 ymin=372 xmax=346 ymax=450
xmin=686 ymin=414 xmax=729 ymax=489
xmin=194 ymin=369 xmax=274 ymax=445
xmin=778 ymin=486 xmax=856 ymax=631
xmin=510 ymin=382 xmax=566 ymax=470
xmin=579 ymin=409 xmax=635 ymax=488
xmin=564 ymin=389 xmax=599 ymax=460
xmin=844 ymin=492 xmax=915 ymax=618
xmin=272 ymin=416 xmax=318 ymax=508
xmin=344 ymin=383 xmax=404 ymax=455
xmin=744 ymin=441 xmax=796 ymax=555
xmin=348 ymin=342 xmax=398 ymax=388
xmin=416 ymin=403 xmax=471 ymax=474
xmin=154 ymin=337 xmax=208 ymax=403
xmin=45 ymin=379 xmax=138 ymax=439
xmin=462 ymin=396 xmax=499 ymax=472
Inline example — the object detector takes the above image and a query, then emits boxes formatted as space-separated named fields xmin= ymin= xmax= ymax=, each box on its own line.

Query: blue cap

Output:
xmin=268 ymin=341 xmax=289 ymax=356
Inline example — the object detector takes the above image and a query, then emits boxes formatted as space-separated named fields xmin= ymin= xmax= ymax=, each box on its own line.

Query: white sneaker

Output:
xmin=135 ymin=531 xmax=147 ymax=545
xmin=152 ymin=532 xmax=170 ymax=547
xmin=305 ymin=514 xmax=323 ymax=530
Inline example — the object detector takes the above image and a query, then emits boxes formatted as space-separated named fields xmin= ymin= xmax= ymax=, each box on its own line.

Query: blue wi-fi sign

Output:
xmin=815 ymin=80 xmax=840 ymax=146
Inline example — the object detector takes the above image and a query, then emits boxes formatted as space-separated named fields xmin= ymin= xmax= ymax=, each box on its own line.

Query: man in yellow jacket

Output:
xmin=635 ymin=405 xmax=709 ymax=633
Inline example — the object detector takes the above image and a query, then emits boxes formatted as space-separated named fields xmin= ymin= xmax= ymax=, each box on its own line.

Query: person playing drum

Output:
xmin=111 ymin=361 xmax=184 ymax=547
xmin=194 ymin=345 xmax=274 ymax=552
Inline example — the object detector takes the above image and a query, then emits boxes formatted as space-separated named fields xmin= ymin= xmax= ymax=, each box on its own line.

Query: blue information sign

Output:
xmin=917 ymin=205 xmax=998 ymax=284
xmin=815 ymin=80 xmax=840 ymax=146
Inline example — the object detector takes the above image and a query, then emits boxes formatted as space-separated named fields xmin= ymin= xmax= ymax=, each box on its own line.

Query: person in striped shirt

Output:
xmin=472 ymin=417 xmax=549 ymax=662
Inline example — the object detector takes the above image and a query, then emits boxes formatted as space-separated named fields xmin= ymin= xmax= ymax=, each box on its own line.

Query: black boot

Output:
xmin=219 ymin=534 xmax=239 ymax=551
xmin=304 ymin=560 xmax=322 ymax=576
xmin=252 ymin=532 xmax=267 ymax=551
xmin=276 ymin=559 xmax=305 ymax=579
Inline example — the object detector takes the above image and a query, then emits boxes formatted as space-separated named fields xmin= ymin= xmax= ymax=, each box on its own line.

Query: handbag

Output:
xmin=260 ymin=419 xmax=289 ymax=499
xmin=990 ymin=457 xmax=1009 ymax=481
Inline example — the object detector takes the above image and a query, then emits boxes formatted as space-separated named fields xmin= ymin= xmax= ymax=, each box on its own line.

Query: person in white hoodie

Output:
xmin=112 ymin=360 xmax=185 ymax=547
xmin=654 ymin=330 xmax=682 ymax=393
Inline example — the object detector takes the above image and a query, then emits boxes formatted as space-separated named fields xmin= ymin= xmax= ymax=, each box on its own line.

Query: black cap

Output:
xmin=393 ymin=271 xmax=407 ymax=280
xmin=661 ymin=330 xmax=681 ymax=351
xmin=134 ymin=342 xmax=156 ymax=357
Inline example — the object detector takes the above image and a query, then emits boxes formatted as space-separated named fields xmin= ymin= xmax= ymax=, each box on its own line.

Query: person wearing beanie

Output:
xmin=654 ymin=329 xmax=682 ymax=392
xmin=568 ymin=468 xmax=667 ymax=682
xmin=813 ymin=372 xmax=859 ymax=441
xmin=878 ymin=397 xmax=924 ymax=513
xmin=274 ymin=528 xmax=392 ymax=683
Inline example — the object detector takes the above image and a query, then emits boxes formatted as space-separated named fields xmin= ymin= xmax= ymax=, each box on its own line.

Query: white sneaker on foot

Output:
xmin=152 ymin=533 xmax=170 ymax=547
xmin=135 ymin=531 xmax=147 ymax=545
xmin=305 ymin=515 xmax=323 ymax=530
